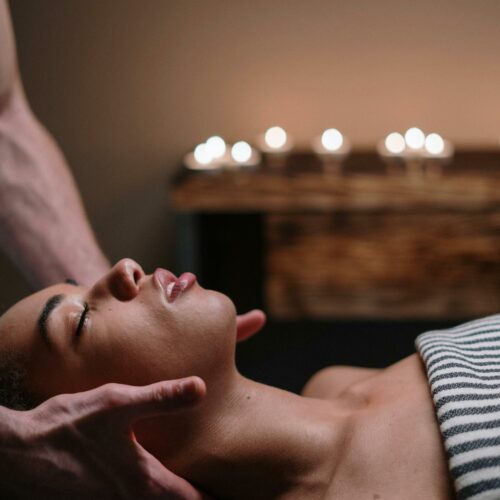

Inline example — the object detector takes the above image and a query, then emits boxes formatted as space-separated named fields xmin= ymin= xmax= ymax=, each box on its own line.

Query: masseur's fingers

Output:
xmin=236 ymin=309 xmax=266 ymax=342
xmin=102 ymin=378 xmax=209 ymax=499
xmin=41 ymin=377 xmax=206 ymax=429
xmin=30 ymin=378 xmax=209 ymax=500
xmin=94 ymin=377 xmax=207 ymax=428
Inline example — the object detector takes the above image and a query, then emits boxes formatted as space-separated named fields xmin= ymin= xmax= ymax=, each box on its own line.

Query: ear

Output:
xmin=236 ymin=310 xmax=266 ymax=342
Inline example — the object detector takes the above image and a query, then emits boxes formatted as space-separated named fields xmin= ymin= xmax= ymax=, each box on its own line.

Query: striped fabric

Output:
xmin=416 ymin=314 xmax=500 ymax=500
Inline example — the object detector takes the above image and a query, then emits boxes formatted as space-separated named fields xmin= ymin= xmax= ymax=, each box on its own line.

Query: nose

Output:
xmin=90 ymin=258 xmax=145 ymax=302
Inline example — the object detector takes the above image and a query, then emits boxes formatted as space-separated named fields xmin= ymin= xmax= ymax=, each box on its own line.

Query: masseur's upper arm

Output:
xmin=0 ymin=0 xmax=17 ymax=110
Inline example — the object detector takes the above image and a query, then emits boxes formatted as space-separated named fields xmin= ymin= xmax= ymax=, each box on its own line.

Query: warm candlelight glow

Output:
xmin=205 ymin=136 xmax=226 ymax=159
xmin=377 ymin=128 xmax=453 ymax=177
xmin=321 ymin=128 xmax=344 ymax=152
xmin=404 ymin=127 xmax=425 ymax=150
xmin=193 ymin=143 xmax=213 ymax=165
xmin=385 ymin=132 xmax=406 ymax=154
xmin=264 ymin=126 xmax=287 ymax=149
xmin=231 ymin=141 xmax=252 ymax=163
xmin=424 ymin=133 xmax=445 ymax=155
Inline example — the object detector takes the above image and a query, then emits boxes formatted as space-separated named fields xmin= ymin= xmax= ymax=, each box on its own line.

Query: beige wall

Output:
xmin=1 ymin=0 xmax=500 ymax=306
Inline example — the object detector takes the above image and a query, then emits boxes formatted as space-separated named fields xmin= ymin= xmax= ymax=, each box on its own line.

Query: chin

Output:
xmin=175 ymin=285 xmax=235 ymax=336
xmin=181 ymin=288 xmax=237 ymax=374
xmin=203 ymin=289 xmax=237 ymax=334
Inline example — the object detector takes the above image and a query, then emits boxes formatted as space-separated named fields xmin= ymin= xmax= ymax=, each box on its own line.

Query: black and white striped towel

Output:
xmin=416 ymin=314 xmax=500 ymax=500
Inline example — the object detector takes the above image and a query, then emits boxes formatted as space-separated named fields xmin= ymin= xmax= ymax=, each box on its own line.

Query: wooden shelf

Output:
xmin=170 ymin=150 xmax=500 ymax=320
xmin=171 ymin=151 xmax=500 ymax=213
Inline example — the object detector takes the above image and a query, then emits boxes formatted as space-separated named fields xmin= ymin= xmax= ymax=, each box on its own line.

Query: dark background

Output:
xmin=2 ymin=0 xmax=496 ymax=390
xmin=185 ymin=213 xmax=457 ymax=392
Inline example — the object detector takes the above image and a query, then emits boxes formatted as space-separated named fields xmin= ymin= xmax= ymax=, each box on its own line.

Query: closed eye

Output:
xmin=76 ymin=303 xmax=89 ymax=337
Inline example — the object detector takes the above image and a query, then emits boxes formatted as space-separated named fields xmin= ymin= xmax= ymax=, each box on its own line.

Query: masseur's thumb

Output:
xmin=97 ymin=377 xmax=207 ymax=427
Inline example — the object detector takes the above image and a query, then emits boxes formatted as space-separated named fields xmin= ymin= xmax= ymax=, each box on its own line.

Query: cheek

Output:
xmin=110 ymin=290 xmax=237 ymax=384
xmin=84 ymin=310 xmax=158 ymax=386
xmin=28 ymin=346 xmax=96 ymax=400
xmin=170 ymin=290 xmax=237 ymax=370
xmin=53 ymin=291 xmax=238 ymax=389
xmin=176 ymin=290 xmax=235 ymax=340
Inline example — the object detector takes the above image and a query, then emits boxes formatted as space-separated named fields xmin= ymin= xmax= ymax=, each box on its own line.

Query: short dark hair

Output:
xmin=0 ymin=351 xmax=36 ymax=410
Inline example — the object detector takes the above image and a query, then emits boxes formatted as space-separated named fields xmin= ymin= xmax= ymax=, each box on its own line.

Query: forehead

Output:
xmin=0 ymin=284 xmax=80 ymax=353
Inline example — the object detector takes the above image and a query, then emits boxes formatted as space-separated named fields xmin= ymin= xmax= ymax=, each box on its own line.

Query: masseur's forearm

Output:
xmin=0 ymin=84 xmax=110 ymax=288
xmin=0 ymin=1 xmax=109 ymax=288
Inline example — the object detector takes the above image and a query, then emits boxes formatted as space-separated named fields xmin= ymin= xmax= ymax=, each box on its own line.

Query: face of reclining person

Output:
xmin=0 ymin=259 xmax=237 ymax=400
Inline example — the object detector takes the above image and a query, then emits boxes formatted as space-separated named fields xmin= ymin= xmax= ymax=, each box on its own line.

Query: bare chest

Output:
xmin=326 ymin=356 xmax=455 ymax=499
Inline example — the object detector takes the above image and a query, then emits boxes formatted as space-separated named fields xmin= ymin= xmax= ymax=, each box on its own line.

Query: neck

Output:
xmin=135 ymin=371 xmax=354 ymax=499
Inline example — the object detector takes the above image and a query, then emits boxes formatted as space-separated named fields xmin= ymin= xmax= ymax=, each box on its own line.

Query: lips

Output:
xmin=154 ymin=268 xmax=196 ymax=303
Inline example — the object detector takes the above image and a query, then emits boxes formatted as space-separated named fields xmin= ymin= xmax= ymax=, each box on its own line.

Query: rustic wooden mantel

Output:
xmin=170 ymin=151 xmax=500 ymax=320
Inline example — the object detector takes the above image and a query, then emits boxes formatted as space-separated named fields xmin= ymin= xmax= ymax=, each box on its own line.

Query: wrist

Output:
xmin=0 ymin=406 xmax=31 ymax=488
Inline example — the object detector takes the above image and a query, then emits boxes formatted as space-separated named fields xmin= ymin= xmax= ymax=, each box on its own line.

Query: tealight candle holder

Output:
xmin=183 ymin=142 xmax=224 ymax=173
xmin=205 ymin=135 xmax=229 ymax=163
xmin=226 ymin=141 xmax=261 ymax=169
xmin=256 ymin=126 xmax=294 ymax=169
xmin=377 ymin=128 xmax=453 ymax=180
xmin=422 ymin=133 xmax=454 ymax=179
xmin=376 ymin=132 xmax=407 ymax=176
xmin=402 ymin=127 xmax=426 ymax=179
xmin=312 ymin=128 xmax=351 ymax=176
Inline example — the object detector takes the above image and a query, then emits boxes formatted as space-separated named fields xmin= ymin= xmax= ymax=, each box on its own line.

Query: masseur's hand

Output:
xmin=0 ymin=377 xmax=209 ymax=500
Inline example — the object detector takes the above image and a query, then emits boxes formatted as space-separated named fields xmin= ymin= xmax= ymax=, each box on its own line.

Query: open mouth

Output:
xmin=154 ymin=269 xmax=197 ymax=303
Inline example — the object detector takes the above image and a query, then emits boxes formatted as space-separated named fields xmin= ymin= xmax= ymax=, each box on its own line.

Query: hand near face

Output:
xmin=0 ymin=259 xmax=267 ymax=498
xmin=0 ymin=303 xmax=265 ymax=500
xmin=0 ymin=376 xmax=211 ymax=500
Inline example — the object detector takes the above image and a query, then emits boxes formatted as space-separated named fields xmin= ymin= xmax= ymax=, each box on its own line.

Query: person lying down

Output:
xmin=1 ymin=259 xmax=498 ymax=499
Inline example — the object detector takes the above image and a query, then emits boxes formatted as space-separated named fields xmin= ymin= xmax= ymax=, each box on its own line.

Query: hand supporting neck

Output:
xmin=136 ymin=372 xmax=353 ymax=499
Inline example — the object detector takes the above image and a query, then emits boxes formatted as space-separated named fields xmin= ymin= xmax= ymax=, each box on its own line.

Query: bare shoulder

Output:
xmin=322 ymin=355 xmax=455 ymax=500
xmin=302 ymin=365 xmax=381 ymax=401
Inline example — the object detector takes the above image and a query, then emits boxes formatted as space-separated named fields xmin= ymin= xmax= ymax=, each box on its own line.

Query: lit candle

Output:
xmin=423 ymin=132 xmax=454 ymax=178
xmin=228 ymin=141 xmax=261 ymax=168
xmin=423 ymin=132 xmax=454 ymax=160
xmin=256 ymin=126 xmax=293 ymax=168
xmin=312 ymin=128 xmax=351 ymax=174
xmin=232 ymin=141 xmax=252 ymax=163
xmin=377 ymin=131 xmax=410 ymax=177
xmin=183 ymin=141 xmax=222 ymax=171
xmin=424 ymin=133 xmax=444 ymax=155
xmin=384 ymin=132 xmax=406 ymax=155
xmin=378 ymin=128 xmax=454 ymax=178
xmin=402 ymin=127 xmax=427 ymax=177
xmin=265 ymin=126 xmax=288 ymax=150
xmin=377 ymin=131 xmax=406 ymax=162
xmin=404 ymin=127 xmax=425 ymax=151
xmin=205 ymin=135 xmax=227 ymax=160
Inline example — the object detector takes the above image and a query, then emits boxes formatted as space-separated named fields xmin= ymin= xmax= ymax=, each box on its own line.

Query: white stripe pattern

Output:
xmin=416 ymin=315 xmax=500 ymax=500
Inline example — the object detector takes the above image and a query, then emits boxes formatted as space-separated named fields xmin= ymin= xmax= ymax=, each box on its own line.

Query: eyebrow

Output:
xmin=38 ymin=294 xmax=64 ymax=345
